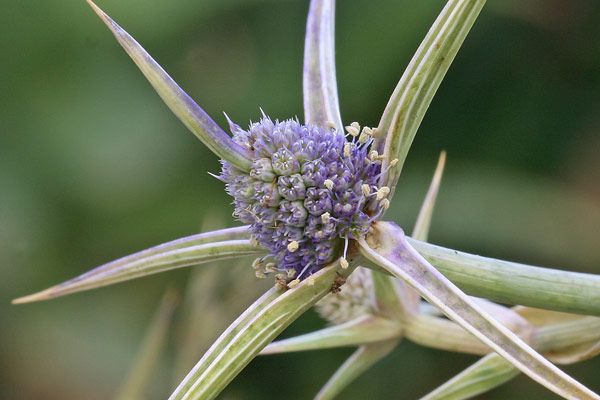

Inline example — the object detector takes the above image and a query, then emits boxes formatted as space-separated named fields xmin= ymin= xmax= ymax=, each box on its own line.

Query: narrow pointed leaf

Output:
xmin=412 ymin=150 xmax=447 ymax=241
xmin=314 ymin=340 xmax=399 ymax=400
xmin=14 ymin=227 xmax=263 ymax=303
xmin=373 ymin=0 xmax=485 ymax=201
xmin=115 ymin=288 xmax=179 ymax=400
xmin=86 ymin=0 xmax=252 ymax=171
xmin=408 ymin=238 xmax=600 ymax=316
xmin=359 ymin=221 xmax=599 ymax=400
xmin=170 ymin=260 xmax=357 ymax=400
xmin=260 ymin=315 xmax=401 ymax=354
xmin=303 ymin=0 xmax=343 ymax=132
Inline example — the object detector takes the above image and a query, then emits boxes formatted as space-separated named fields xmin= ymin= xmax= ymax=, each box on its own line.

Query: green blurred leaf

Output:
xmin=114 ymin=288 xmax=179 ymax=400
xmin=314 ymin=340 xmax=399 ymax=400
xmin=420 ymin=353 xmax=520 ymax=400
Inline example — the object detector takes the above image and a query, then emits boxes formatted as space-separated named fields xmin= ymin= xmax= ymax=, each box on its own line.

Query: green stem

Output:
xmin=409 ymin=238 xmax=600 ymax=316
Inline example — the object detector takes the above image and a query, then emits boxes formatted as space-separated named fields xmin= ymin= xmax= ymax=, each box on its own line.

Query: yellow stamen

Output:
xmin=369 ymin=150 xmax=379 ymax=161
xmin=345 ymin=123 xmax=360 ymax=136
xmin=376 ymin=186 xmax=390 ymax=200
xmin=287 ymin=279 xmax=300 ymax=288
xmin=358 ymin=131 xmax=369 ymax=144
xmin=287 ymin=240 xmax=299 ymax=252
xmin=340 ymin=257 xmax=349 ymax=269
xmin=344 ymin=143 xmax=351 ymax=158
xmin=265 ymin=263 xmax=277 ymax=272
xmin=361 ymin=184 xmax=371 ymax=196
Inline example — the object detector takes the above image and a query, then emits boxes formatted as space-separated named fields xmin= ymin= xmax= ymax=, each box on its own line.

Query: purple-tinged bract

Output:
xmin=222 ymin=116 xmax=386 ymax=279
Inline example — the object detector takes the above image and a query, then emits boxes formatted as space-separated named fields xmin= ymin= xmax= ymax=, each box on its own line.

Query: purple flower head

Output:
xmin=222 ymin=117 xmax=389 ymax=279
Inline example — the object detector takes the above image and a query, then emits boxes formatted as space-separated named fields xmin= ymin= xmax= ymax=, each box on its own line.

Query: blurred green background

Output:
xmin=2 ymin=0 xmax=600 ymax=399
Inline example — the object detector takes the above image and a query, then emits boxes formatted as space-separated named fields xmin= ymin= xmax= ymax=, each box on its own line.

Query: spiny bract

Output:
xmin=221 ymin=114 xmax=391 ymax=284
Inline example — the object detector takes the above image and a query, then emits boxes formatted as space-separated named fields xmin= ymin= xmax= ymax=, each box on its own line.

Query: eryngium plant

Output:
xmin=14 ymin=0 xmax=600 ymax=399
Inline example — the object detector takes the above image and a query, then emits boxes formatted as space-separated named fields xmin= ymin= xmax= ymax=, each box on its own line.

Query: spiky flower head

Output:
xmin=221 ymin=115 xmax=390 ymax=282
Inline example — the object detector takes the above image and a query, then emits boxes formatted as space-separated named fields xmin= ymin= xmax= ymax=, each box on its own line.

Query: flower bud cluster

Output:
xmin=221 ymin=115 xmax=390 ymax=282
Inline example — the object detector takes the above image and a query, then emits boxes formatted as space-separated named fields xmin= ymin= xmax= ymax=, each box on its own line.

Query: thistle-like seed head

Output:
xmin=222 ymin=116 xmax=388 ymax=279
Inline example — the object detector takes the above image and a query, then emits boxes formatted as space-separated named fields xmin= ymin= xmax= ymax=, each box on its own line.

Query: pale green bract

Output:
xmin=13 ymin=0 xmax=600 ymax=399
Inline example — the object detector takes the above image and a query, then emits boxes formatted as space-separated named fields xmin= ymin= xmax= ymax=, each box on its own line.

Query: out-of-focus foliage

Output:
xmin=1 ymin=0 xmax=599 ymax=399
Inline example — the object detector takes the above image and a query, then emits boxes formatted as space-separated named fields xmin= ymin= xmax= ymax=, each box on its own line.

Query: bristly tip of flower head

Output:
xmin=221 ymin=114 xmax=392 ymax=283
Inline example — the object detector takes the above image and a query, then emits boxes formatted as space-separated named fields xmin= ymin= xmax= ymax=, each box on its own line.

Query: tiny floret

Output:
xmin=221 ymin=116 xmax=386 ymax=280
